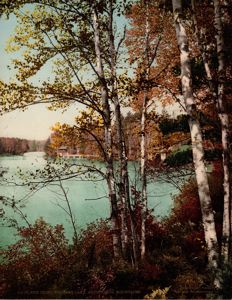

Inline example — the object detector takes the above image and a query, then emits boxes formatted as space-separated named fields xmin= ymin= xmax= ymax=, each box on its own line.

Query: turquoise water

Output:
xmin=0 ymin=152 xmax=179 ymax=247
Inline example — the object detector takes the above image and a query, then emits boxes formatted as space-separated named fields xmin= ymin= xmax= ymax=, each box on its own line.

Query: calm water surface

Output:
xmin=0 ymin=152 xmax=179 ymax=247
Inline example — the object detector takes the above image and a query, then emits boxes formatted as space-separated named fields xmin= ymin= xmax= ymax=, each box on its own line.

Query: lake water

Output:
xmin=0 ymin=152 xmax=179 ymax=247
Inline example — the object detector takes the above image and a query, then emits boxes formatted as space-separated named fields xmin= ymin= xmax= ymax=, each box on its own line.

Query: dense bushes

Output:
xmin=0 ymin=219 xmax=69 ymax=298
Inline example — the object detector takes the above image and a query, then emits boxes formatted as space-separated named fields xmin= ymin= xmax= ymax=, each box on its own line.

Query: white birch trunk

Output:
xmin=141 ymin=94 xmax=147 ymax=260
xmin=213 ymin=0 xmax=231 ymax=263
xmin=107 ymin=1 xmax=128 ymax=258
xmin=192 ymin=0 xmax=231 ymax=261
xmin=92 ymin=9 xmax=121 ymax=258
xmin=107 ymin=1 xmax=139 ymax=265
xmin=172 ymin=0 xmax=221 ymax=288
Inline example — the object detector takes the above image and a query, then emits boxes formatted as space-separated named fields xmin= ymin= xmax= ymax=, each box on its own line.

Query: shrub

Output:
xmin=1 ymin=218 xmax=69 ymax=298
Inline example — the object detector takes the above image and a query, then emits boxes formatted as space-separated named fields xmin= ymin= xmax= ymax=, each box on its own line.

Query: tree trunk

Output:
xmin=92 ymin=8 xmax=122 ymax=259
xmin=172 ymin=0 xmax=221 ymax=288
xmin=107 ymin=1 xmax=128 ymax=258
xmin=107 ymin=1 xmax=139 ymax=266
xmin=192 ymin=0 xmax=231 ymax=262
xmin=213 ymin=0 xmax=231 ymax=263
xmin=140 ymin=92 xmax=147 ymax=260
xmin=140 ymin=0 xmax=149 ymax=260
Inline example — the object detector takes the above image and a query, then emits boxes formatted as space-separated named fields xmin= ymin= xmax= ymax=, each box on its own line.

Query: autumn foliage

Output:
xmin=0 ymin=0 xmax=232 ymax=297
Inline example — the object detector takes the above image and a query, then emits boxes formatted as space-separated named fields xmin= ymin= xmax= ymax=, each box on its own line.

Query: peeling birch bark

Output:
xmin=213 ymin=0 xmax=231 ymax=262
xmin=108 ymin=1 xmax=128 ymax=259
xmin=92 ymin=8 xmax=122 ymax=259
xmin=172 ymin=0 xmax=221 ymax=288
xmin=107 ymin=0 xmax=139 ymax=265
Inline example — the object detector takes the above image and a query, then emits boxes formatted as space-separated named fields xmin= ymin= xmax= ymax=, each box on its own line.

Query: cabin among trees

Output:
xmin=50 ymin=132 xmax=103 ymax=159
xmin=57 ymin=146 xmax=78 ymax=157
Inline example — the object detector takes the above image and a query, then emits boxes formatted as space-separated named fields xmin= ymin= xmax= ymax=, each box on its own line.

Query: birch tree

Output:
xmin=191 ymin=0 xmax=231 ymax=262
xmin=140 ymin=0 xmax=149 ymax=260
xmin=92 ymin=4 xmax=122 ymax=258
xmin=213 ymin=0 xmax=231 ymax=262
xmin=106 ymin=0 xmax=135 ymax=262
xmin=172 ymin=0 xmax=221 ymax=288
xmin=126 ymin=1 xmax=162 ymax=260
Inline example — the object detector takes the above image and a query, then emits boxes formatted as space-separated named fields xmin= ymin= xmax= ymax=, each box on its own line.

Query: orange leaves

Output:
xmin=122 ymin=112 xmax=163 ymax=160
xmin=50 ymin=122 xmax=81 ymax=153
xmin=125 ymin=1 xmax=180 ymax=116
xmin=48 ymin=108 xmax=104 ymax=159
xmin=126 ymin=3 xmax=163 ymax=65
xmin=164 ymin=131 xmax=190 ymax=149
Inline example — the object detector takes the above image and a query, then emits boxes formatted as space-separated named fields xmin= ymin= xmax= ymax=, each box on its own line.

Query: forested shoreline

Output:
xmin=0 ymin=137 xmax=46 ymax=155
xmin=0 ymin=0 xmax=232 ymax=298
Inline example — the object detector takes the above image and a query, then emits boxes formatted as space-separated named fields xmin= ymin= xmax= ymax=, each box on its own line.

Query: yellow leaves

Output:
xmin=47 ymin=101 xmax=70 ymax=112
xmin=49 ymin=113 xmax=104 ymax=158
xmin=75 ymin=108 xmax=103 ymax=130
xmin=50 ymin=122 xmax=71 ymax=150
xmin=5 ymin=36 xmax=20 ymax=53
xmin=144 ymin=286 xmax=170 ymax=299
xmin=22 ymin=49 xmax=30 ymax=58
xmin=116 ymin=73 xmax=135 ymax=100
xmin=31 ymin=7 xmax=48 ymax=20
xmin=0 ymin=80 xmax=38 ymax=113
xmin=51 ymin=122 xmax=62 ymax=132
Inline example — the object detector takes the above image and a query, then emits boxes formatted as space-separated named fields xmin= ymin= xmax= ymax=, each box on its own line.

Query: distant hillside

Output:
xmin=0 ymin=137 xmax=47 ymax=155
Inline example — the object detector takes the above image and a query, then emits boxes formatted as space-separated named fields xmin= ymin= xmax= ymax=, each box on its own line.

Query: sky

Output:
xmin=0 ymin=13 xmax=78 ymax=140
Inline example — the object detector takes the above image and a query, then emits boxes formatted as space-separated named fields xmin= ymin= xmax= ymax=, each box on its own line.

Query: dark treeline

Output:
xmin=0 ymin=137 xmax=46 ymax=155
